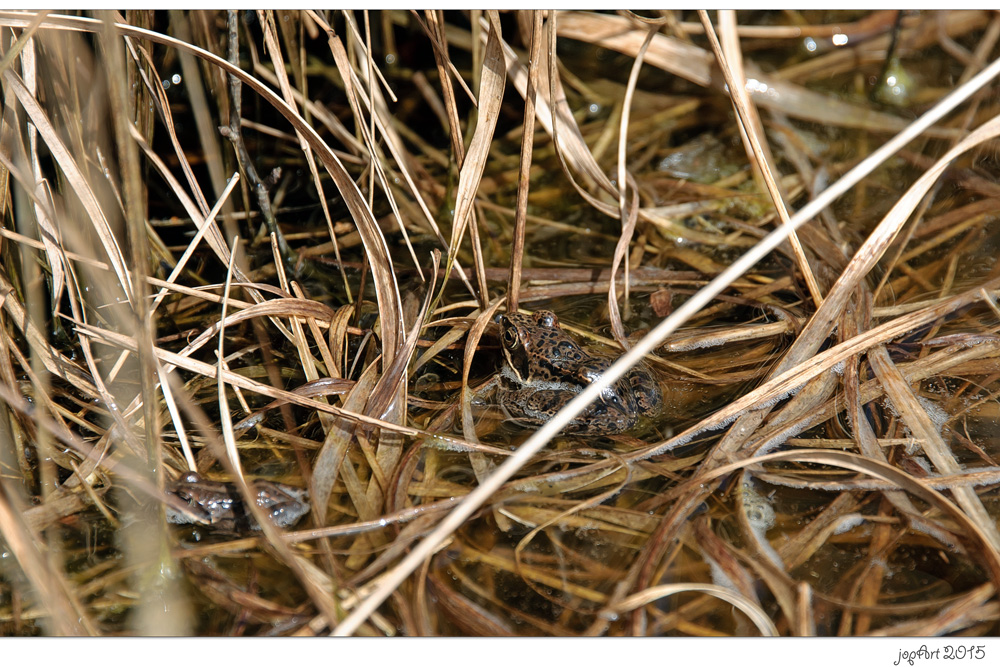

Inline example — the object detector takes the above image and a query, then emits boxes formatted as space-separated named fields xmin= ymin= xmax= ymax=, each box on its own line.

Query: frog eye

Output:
xmin=501 ymin=326 xmax=520 ymax=349
xmin=604 ymin=393 xmax=625 ymax=411
xmin=591 ymin=383 xmax=626 ymax=411
xmin=536 ymin=311 xmax=558 ymax=327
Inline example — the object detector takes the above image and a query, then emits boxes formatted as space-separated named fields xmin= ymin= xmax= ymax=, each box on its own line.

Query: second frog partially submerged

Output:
xmin=493 ymin=310 xmax=663 ymax=435
xmin=166 ymin=472 xmax=310 ymax=532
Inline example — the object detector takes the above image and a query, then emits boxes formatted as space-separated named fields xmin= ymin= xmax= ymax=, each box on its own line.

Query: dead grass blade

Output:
xmin=556 ymin=11 xmax=712 ymax=86
xmin=0 ymin=270 xmax=93 ymax=392
xmin=463 ymin=13 xmax=617 ymax=208
xmin=127 ymin=125 xmax=254 ymax=289
xmin=256 ymin=11 xmax=354 ymax=297
xmin=125 ymin=37 xmax=210 ymax=216
xmin=607 ymin=16 xmax=662 ymax=345
xmin=504 ymin=10 xmax=543 ymax=312
xmin=216 ymin=235 xmax=244 ymax=482
xmin=776 ymin=10 xmax=987 ymax=82
xmin=0 ymin=10 xmax=48 ymax=76
xmin=539 ymin=13 xmax=617 ymax=203
xmin=793 ymin=110 xmax=1000 ymax=369
xmin=441 ymin=11 xmax=504 ymax=303
xmin=422 ymin=10 xmax=466 ymax=167
xmin=333 ymin=10 xmax=425 ymax=286
xmin=0 ymin=481 xmax=95 ymax=635
xmin=867 ymin=583 xmax=997 ymax=636
xmin=305 ymin=11 xmax=479 ymax=301
xmin=838 ymin=300 xmax=942 ymax=543
xmin=17 ymin=25 xmax=65 ymax=314
xmin=3 ymin=67 xmax=134 ymax=306
xmin=610 ymin=583 xmax=778 ymax=636
xmin=311 ymin=366 xmax=377 ymax=527
xmin=368 ymin=251 xmax=439 ymax=418
xmin=460 ymin=298 xmax=507 ymax=529
xmin=706 ymin=10 xmax=823 ymax=308
xmin=868 ymin=345 xmax=1000 ymax=552
xmin=149 ymin=173 xmax=241 ymax=313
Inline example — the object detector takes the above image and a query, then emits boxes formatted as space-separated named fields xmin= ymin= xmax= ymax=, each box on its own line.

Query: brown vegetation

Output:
xmin=1 ymin=10 xmax=1000 ymax=637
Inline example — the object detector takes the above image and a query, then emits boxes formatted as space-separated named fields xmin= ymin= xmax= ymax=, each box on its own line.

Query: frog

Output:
xmin=166 ymin=472 xmax=310 ymax=533
xmin=493 ymin=310 xmax=662 ymax=435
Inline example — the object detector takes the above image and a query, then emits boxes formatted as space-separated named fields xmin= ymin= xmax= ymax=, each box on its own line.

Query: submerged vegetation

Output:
xmin=1 ymin=9 xmax=1000 ymax=636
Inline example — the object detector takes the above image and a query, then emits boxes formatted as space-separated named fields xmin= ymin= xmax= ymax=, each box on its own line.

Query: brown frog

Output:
xmin=494 ymin=310 xmax=662 ymax=435
xmin=166 ymin=472 xmax=310 ymax=532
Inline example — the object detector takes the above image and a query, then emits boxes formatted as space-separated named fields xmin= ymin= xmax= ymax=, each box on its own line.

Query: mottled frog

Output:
xmin=166 ymin=472 xmax=310 ymax=532
xmin=494 ymin=310 xmax=662 ymax=435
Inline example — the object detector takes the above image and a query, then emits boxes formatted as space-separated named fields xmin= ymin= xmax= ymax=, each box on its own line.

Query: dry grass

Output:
xmin=1 ymin=9 xmax=1000 ymax=637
